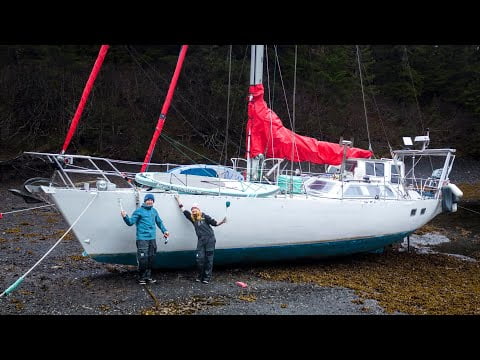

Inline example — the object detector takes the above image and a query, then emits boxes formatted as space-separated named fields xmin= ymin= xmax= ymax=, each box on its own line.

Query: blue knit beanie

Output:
xmin=144 ymin=194 xmax=155 ymax=202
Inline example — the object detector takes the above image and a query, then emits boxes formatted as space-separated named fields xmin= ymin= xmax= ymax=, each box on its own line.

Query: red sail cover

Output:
xmin=246 ymin=84 xmax=373 ymax=165
xmin=61 ymin=45 xmax=109 ymax=154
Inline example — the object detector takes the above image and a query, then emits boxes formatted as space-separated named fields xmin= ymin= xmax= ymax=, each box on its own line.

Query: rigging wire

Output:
xmin=161 ymin=132 xmax=220 ymax=165
xmin=291 ymin=45 xmax=298 ymax=178
xmin=403 ymin=46 xmax=433 ymax=171
xmin=124 ymin=46 xmax=215 ymax=147
xmin=274 ymin=46 xmax=293 ymax=131
xmin=223 ymin=45 xmax=232 ymax=165
xmin=125 ymin=45 xmax=241 ymax=157
xmin=403 ymin=46 xmax=425 ymax=134
xmin=235 ymin=45 xmax=254 ymax=159
xmin=356 ymin=45 xmax=373 ymax=152
xmin=307 ymin=47 xmax=324 ymax=140
xmin=264 ymin=45 xmax=275 ymax=159
xmin=358 ymin=54 xmax=394 ymax=156
xmin=273 ymin=45 xmax=301 ymax=172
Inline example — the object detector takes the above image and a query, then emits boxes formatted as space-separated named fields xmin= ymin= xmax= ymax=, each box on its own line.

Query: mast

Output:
xmin=247 ymin=45 xmax=264 ymax=181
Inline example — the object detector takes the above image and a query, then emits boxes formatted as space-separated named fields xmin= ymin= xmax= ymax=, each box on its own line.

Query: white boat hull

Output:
xmin=45 ymin=187 xmax=442 ymax=268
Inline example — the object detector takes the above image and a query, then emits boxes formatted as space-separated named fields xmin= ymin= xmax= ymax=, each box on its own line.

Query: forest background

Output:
xmin=1 ymin=45 xmax=479 ymax=165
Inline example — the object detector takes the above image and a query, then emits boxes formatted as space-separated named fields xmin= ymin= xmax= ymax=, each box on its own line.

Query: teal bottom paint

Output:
xmin=91 ymin=232 xmax=409 ymax=269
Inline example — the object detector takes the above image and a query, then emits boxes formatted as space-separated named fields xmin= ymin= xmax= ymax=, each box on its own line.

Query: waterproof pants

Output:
xmin=136 ymin=240 xmax=157 ymax=280
xmin=196 ymin=237 xmax=215 ymax=281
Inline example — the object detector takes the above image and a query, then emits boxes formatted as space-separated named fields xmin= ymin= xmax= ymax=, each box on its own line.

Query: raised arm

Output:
xmin=174 ymin=195 xmax=183 ymax=211
xmin=175 ymin=195 xmax=194 ymax=223
xmin=122 ymin=209 xmax=139 ymax=226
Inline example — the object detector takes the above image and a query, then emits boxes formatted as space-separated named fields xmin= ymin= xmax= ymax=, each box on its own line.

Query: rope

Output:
xmin=144 ymin=285 xmax=161 ymax=308
xmin=356 ymin=45 xmax=372 ymax=152
xmin=0 ymin=192 xmax=99 ymax=297
xmin=274 ymin=46 xmax=301 ymax=172
xmin=125 ymin=46 xmax=235 ymax=157
xmin=227 ymin=45 xmax=249 ymax=160
xmin=307 ymin=47 xmax=323 ymax=140
xmin=274 ymin=46 xmax=293 ymax=133
xmin=290 ymin=45 xmax=298 ymax=185
xmin=265 ymin=45 xmax=275 ymax=158
xmin=161 ymin=133 xmax=199 ymax=164
xmin=403 ymin=46 xmax=425 ymax=133
xmin=223 ymin=45 xmax=232 ymax=165
xmin=458 ymin=205 xmax=480 ymax=215
xmin=356 ymin=52 xmax=393 ymax=155
xmin=0 ymin=204 xmax=55 ymax=218
xmin=161 ymin=133 xmax=219 ymax=164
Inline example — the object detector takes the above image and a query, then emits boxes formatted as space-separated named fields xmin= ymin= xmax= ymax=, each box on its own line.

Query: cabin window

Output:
xmin=326 ymin=166 xmax=340 ymax=174
xmin=345 ymin=160 xmax=357 ymax=173
xmin=366 ymin=162 xmax=385 ymax=177
xmin=366 ymin=162 xmax=374 ymax=176
xmin=366 ymin=185 xmax=380 ymax=197
xmin=365 ymin=185 xmax=395 ymax=199
xmin=307 ymin=180 xmax=334 ymax=193
xmin=344 ymin=185 xmax=364 ymax=197
xmin=375 ymin=163 xmax=385 ymax=177
xmin=379 ymin=186 xmax=395 ymax=198
xmin=391 ymin=165 xmax=400 ymax=184
xmin=420 ymin=208 xmax=426 ymax=215
xmin=410 ymin=209 xmax=417 ymax=216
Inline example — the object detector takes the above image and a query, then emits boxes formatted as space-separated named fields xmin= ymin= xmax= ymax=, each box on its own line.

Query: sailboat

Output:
xmin=21 ymin=45 xmax=463 ymax=269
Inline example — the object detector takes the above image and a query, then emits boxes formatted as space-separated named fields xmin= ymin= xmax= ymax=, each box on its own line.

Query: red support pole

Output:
xmin=61 ymin=45 xmax=110 ymax=154
xmin=140 ymin=45 xmax=189 ymax=172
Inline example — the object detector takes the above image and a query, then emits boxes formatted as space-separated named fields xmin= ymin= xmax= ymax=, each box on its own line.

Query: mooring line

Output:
xmin=0 ymin=204 xmax=55 ymax=219
xmin=0 ymin=193 xmax=98 ymax=297
xmin=144 ymin=285 xmax=161 ymax=309
xmin=458 ymin=205 xmax=480 ymax=215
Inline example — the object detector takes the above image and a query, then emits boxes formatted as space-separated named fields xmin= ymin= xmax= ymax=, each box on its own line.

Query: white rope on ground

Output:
xmin=0 ymin=192 xmax=99 ymax=297
xmin=0 ymin=204 xmax=55 ymax=218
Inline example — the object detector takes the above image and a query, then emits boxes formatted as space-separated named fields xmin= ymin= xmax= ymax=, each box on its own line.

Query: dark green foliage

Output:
xmin=0 ymin=45 xmax=479 ymax=161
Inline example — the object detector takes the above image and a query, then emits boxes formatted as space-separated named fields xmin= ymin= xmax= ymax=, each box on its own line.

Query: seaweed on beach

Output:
xmin=256 ymin=250 xmax=480 ymax=315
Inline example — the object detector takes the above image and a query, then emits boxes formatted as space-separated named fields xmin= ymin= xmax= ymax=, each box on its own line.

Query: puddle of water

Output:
xmin=398 ymin=232 xmax=477 ymax=262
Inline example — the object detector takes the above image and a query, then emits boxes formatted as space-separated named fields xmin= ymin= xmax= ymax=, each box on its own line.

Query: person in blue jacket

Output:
xmin=121 ymin=193 xmax=170 ymax=285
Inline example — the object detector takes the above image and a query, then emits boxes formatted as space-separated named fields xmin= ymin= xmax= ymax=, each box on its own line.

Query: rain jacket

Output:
xmin=123 ymin=204 xmax=168 ymax=240
xmin=182 ymin=210 xmax=218 ymax=240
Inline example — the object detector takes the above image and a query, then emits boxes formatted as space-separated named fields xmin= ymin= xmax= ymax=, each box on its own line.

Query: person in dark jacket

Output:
xmin=121 ymin=193 xmax=169 ymax=285
xmin=174 ymin=195 xmax=226 ymax=284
